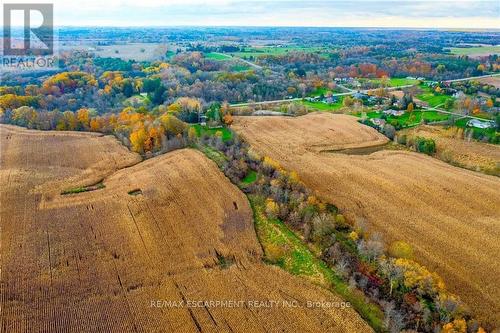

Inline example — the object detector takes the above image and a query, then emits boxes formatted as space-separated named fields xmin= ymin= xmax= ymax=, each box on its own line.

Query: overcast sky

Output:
xmin=3 ymin=0 xmax=500 ymax=29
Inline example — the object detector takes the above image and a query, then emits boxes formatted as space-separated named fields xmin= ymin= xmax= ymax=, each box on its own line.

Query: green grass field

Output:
xmin=123 ymin=94 xmax=151 ymax=107
xmin=367 ymin=77 xmax=419 ymax=87
xmin=230 ymin=64 xmax=251 ymax=72
xmin=310 ymin=87 xmax=344 ymax=96
xmin=416 ymin=91 xmax=454 ymax=107
xmin=448 ymin=45 xmax=500 ymax=56
xmin=301 ymin=98 xmax=344 ymax=112
xmin=229 ymin=46 xmax=328 ymax=59
xmin=354 ymin=110 xmax=451 ymax=127
xmin=204 ymin=52 xmax=233 ymax=60
xmin=192 ymin=124 xmax=233 ymax=141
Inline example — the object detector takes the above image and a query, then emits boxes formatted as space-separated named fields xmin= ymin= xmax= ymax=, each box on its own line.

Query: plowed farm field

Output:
xmin=0 ymin=125 xmax=371 ymax=333
xmin=232 ymin=113 xmax=500 ymax=328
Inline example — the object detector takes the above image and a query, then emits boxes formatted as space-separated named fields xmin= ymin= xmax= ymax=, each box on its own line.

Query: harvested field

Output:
xmin=0 ymin=125 xmax=371 ymax=333
xmin=232 ymin=113 xmax=388 ymax=154
xmin=403 ymin=125 xmax=500 ymax=176
xmin=476 ymin=76 xmax=500 ymax=89
xmin=233 ymin=114 xmax=500 ymax=328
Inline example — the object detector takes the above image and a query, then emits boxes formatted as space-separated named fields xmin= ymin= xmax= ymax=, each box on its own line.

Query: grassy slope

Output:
xmin=205 ymin=52 xmax=233 ymax=60
xmin=249 ymin=195 xmax=385 ymax=332
xmin=368 ymin=77 xmax=419 ymax=87
xmin=301 ymin=98 xmax=344 ymax=111
xmin=192 ymin=124 xmax=233 ymax=141
xmin=196 ymin=129 xmax=385 ymax=331
xmin=352 ymin=110 xmax=450 ymax=127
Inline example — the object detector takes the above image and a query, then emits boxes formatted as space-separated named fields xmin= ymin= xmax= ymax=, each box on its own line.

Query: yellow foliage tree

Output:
xmin=188 ymin=127 xmax=198 ymax=142
xmin=263 ymin=156 xmax=281 ymax=171
xmin=394 ymin=258 xmax=446 ymax=295
xmin=441 ymin=318 xmax=467 ymax=333
xmin=130 ymin=126 xmax=147 ymax=153
xmin=486 ymin=99 xmax=494 ymax=108
xmin=160 ymin=114 xmax=186 ymax=136
xmin=265 ymin=198 xmax=279 ymax=218
xmin=388 ymin=241 xmax=413 ymax=259
xmin=89 ymin=118 xmax=101 ymax=132
xmin=349 ymin=231 xmax=359 ymax=241
xmin=77 ymin=108 xmax=90 ymax=129
xmin=407 ymin=102 xmax=414 ymax=113
xmin=288 ymin=171 xmax=301 ymax=184
xmin=223 ymin=113 xmax=233 ymax=126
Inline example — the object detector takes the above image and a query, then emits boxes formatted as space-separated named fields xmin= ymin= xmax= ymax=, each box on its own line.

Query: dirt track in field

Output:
xmin=0 ymin=124 xmax=371 ymax=333
xmin=232 ymin=113 xmax=500 ymax=328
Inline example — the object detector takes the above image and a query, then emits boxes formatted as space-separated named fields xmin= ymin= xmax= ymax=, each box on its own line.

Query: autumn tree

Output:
xmin=188 ymin=127 xmax=198 ymax=142
xmin=160 ymin=114 xmax=186 ymax=137
xmin=223 ymin=113 xmax=233 ymax=126
xmin=89 ymin=117 xmax=102 ymax=132
xmin=130 ymin=126 xmax=147 ymax=153
xmin=265 ymin=198 xmax=279 ymax=218
xmin=388 ymin=241 xmax=413 ymax=259
xmin=11 ymin=106 xmax=38 ymax=128
xmin=76 ymin=108 xmax=90 ymax=129
xmin=343 ymin=96 xmax=354 ymax=107
xmin=486 ymin=98 xmax=494 ymax=109
xmin=407 ymin=102 xmax=414 ymax=113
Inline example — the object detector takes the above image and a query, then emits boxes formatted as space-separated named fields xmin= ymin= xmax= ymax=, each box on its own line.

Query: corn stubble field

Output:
xmin=0 ymin=125 xmax=371 ymax=332
xmin=232 ymin=113 xmax=500 ymax=328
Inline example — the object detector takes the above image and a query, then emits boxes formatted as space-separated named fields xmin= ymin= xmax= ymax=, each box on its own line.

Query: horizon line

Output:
xmin=6 ymin=25 xmax=500 ymax=31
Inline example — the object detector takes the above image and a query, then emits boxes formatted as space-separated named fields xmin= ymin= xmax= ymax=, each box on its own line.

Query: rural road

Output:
xmin=230 ymin=74 xmax=500 ymax=107
xmin=421 ymin=105 xmax=494 ymax=122
xmin=443 ymin=72 xmax=500 ymax=83
xmin=213 ymin=52 xmax=263 ymax=70
xmin=230 ymin=85 xmax=416 ymax=107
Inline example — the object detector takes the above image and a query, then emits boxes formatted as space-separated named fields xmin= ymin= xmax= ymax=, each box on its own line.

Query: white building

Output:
xmin=467 ymin=119 xmax=495 ymax=129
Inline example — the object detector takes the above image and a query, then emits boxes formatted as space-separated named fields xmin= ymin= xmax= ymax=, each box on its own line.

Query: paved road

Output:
xmin=442 ymin=73 xmax=500 ymax=83
xmin=230 ymin=74 xmax=500 ymax=107
xmin=231 ymin=98 xmax=302 ymax=107
xmin=231 ymin=84 xmax=418 ymax=107
xmin=337 ymin=83 xmax=355 ymax=93
xmin=420 ymin=105 xmax=494 ymax=122
xmin=360 ymin=84 xmax=416 ymax=94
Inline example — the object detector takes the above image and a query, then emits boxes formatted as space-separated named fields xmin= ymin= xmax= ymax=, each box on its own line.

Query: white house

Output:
xmin=371 ymin=118 xmax=386 ymax=127
xmin=467 ymin=119 xmax=495 ymax=129
xmin=383 ymin=109 xmax=405 ymax=116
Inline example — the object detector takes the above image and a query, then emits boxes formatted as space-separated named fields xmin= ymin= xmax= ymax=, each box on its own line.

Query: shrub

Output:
xmin=396 ymin=134 xmax=407 ymax=145
xmin=311 ymin=213 xmax=336 ymax=242
xmin=388 ymin=241 xmax=413 ymax=259
xmin=265 ymin=198 xmax=279 ymax=218
xmin=349 ymin=231 xmax=359 ymax=241
xmin=382 ymin=124 xmax=396 ymax=140
xmin=335 ymin=214 xmax=351 ymax=230
xmin=414 ymin=136 xmax=436 ymax=155
xmin=265 ymin=243 xmax=286 ymax=264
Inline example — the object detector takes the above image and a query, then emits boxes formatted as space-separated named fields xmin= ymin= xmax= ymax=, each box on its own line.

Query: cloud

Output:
xmin=3 ymin=0 xmax=499 ymax=28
